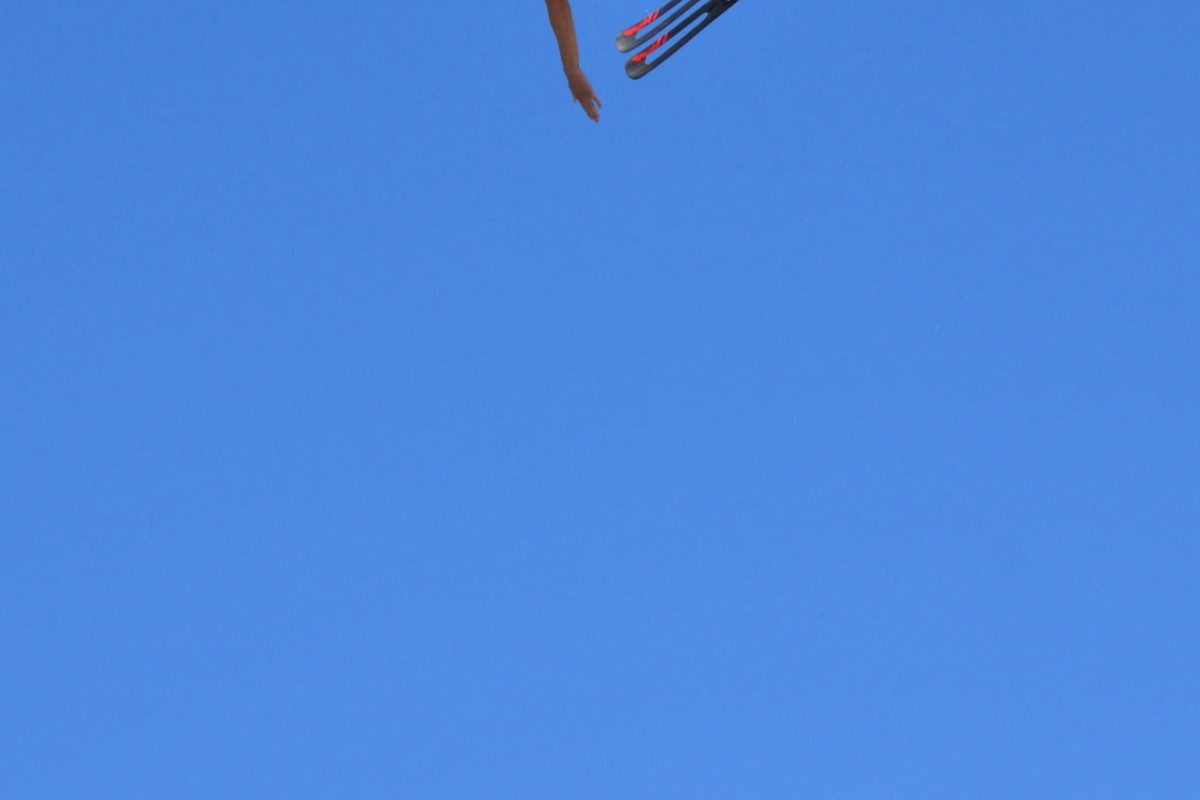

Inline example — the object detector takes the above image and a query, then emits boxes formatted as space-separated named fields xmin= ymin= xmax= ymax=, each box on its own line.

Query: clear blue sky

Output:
xmin=3 ymin=2 xmax=1198 ymax=797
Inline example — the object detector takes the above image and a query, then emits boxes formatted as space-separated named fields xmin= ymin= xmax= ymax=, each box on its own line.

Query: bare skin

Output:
xmin=544 ymin=0 xmax=602 ymax=122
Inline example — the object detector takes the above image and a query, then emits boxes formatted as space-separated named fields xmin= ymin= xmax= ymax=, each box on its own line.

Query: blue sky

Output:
xmin=2 ymin=1 xmax=1198 ymax=797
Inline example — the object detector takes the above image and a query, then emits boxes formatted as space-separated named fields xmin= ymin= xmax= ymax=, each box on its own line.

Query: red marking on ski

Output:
xmin=632 ymin=34 xmax=671 ymax=63
xmin=623 ymin=11 xmax=660 ymax=37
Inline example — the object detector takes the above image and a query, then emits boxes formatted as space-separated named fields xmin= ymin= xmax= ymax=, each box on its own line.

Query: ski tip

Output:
xmin=625 ymin=58 xmax=652 ymax=80
xmin=615 ymin=33 xmax=639 ymax=53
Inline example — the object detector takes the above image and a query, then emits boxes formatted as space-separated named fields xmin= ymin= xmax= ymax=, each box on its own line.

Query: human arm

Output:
xmin=544 ymin=0 xmax=602 ymax=121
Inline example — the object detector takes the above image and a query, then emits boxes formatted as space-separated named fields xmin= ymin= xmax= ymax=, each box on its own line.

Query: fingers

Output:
xmin=576 ymin=92 xmax=601 ymax=122
xmin=566 ymin=71 xmax=601 ymax=122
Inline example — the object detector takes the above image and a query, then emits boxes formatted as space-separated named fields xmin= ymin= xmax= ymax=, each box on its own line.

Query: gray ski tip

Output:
xmin=616 ymin=34 xmax=640 ymax=53
xmin=625 ymin=59 xmax=652 ymax=80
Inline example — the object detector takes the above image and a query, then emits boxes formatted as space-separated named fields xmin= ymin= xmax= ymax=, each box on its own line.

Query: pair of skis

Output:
xmin=616 ymin=0 xmax=742 ymax=79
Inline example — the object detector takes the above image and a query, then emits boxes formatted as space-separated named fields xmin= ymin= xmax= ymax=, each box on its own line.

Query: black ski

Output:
xmin=615 ymin=0 xmax=707 ymax=54
xmin=616 ymin=0 xmax=742 ymax=79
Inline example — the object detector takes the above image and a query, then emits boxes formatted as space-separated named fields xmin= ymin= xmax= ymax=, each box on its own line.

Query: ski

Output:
xmin=617 ymin=0 xmax=741 ymax=79
xmin=615 ymin=0 xmax=706 ymax=54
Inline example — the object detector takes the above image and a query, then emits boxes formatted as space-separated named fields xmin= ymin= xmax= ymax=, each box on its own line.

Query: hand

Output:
xmin=566 ymin=69 xmax=602 ymax=122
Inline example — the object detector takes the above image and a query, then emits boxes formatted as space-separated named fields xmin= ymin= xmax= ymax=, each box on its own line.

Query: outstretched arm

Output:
xmin=544 ymin=0 xmax=602 ymax=121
